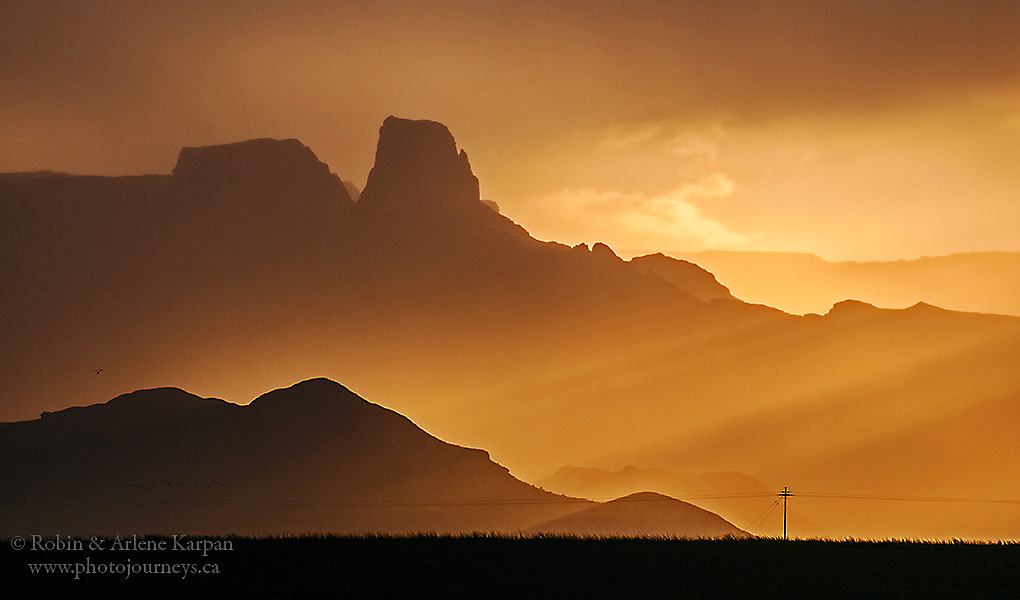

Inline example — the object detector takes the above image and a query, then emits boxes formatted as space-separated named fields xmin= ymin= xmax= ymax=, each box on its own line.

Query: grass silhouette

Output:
xmin=4 ymin=534 xmax=1019 ymax=598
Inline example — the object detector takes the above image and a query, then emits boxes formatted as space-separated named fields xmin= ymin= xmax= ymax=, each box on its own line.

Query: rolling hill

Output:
xmin=527 ymin=492 xmax=747 ymax=538
xmin=0 ymin=378 xmax=744 ymax=538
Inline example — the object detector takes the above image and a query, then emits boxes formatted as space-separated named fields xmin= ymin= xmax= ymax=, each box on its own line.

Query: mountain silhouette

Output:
xmin=341 ymin=117 xmax=696 ymax=326
xmin=0 ymin=379 xmax=745 ymax=537
xmin=527 ymin=492 xmax=747 ymax=538
xmin=629 ymin=253 xmax=735 ymax=302
xmin=3 ymin=116 xmax=1020 ymax=539
xmin=356 ymin=116 xmax=484 ymax=218
xmin=173 ymin=138 xmax=351 ymax=203
xmin=671 ymin=250 xmax=1020 ymax=317
xmin=350 ymin=116 xmax=530 ymax=253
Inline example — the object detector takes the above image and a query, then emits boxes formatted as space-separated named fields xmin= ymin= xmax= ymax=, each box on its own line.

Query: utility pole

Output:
xmin=779 ymin=487 xmax=793 ymax=539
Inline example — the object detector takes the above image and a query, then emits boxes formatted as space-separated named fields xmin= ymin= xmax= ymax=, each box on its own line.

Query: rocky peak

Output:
xmin=356 ymin=117 xmax=481 ymax=215
xmin=591 ymin=242 xmax=621 ymax=261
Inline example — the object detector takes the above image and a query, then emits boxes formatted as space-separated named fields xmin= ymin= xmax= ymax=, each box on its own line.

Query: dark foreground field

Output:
xmin=4 ymin=535 xmax=1019 ymax=599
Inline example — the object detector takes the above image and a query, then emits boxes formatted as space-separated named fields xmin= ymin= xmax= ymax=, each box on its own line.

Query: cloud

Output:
xmin=534 ymin=173 xmax=747 ymax=255
xmin=662 ymin=126 xmax=729 ymax=176
xmin=678 ymin=172 xmax=734 ymax=199
xmin=595 ymin=123 xmax=666 ymax=150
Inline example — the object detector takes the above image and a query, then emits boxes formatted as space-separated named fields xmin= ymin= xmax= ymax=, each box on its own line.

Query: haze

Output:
xmin=4 ymin=114 xmax=1020 ymax=539
xmin=3 ymin=0 xmax=1019 ymax=261
xmin=3 ymin=2 xmax=1020 ymax=542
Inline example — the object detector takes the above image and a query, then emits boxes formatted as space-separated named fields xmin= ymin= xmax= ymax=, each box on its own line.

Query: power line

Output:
xmin=748 ymin=487 xmax=1020 ymax=539
xmin=795 ymin=491 xmax=1020 ymax=505
xmin=748 ymin=499 xmax=779 ymax=534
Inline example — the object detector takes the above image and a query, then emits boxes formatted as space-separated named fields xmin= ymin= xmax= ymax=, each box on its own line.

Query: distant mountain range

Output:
xmin=0 ymin=378 xmax=746 ymax=538
xmin=669 ymin=250 xmax=1020 ymax=317
xmin=3 ymin=116 xmax=1020 ymax=539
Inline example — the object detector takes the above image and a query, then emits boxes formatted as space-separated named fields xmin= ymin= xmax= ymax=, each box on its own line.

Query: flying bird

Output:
xmin=93 ymin=369 xmax=103 ymax=375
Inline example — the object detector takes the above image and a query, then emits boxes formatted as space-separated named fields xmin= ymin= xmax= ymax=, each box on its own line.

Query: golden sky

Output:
xmin=3 ymin=0 xmax=1019 ymax=261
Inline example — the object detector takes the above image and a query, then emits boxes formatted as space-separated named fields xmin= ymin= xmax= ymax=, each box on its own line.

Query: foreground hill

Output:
xmin=527 ymin=492 xmax=747 ymax=538
xmin=3 ymin=117 xmax=1020 ymax=539
xmin=0 ymin=379 xmax=744 ymax=537
xmin=539 ymin=466 xmax=781 ymax=533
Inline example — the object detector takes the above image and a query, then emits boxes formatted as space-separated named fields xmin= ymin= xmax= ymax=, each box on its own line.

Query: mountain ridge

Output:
xmin=3 ymin=116 xmax=1020 ymax=539
xmin=670 ymin=250 xmax=1020 ymax=317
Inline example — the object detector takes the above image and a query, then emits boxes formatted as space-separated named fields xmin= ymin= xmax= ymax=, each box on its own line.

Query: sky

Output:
xmin=2 ymin=0 xmax=1020 ymax=261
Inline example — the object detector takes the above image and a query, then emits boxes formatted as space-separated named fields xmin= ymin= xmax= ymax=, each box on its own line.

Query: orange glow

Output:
xmin=3 ymin=3 xmax=1020 ymax=261
xmin=3 ymin=3 xmax=1020 ymax=542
